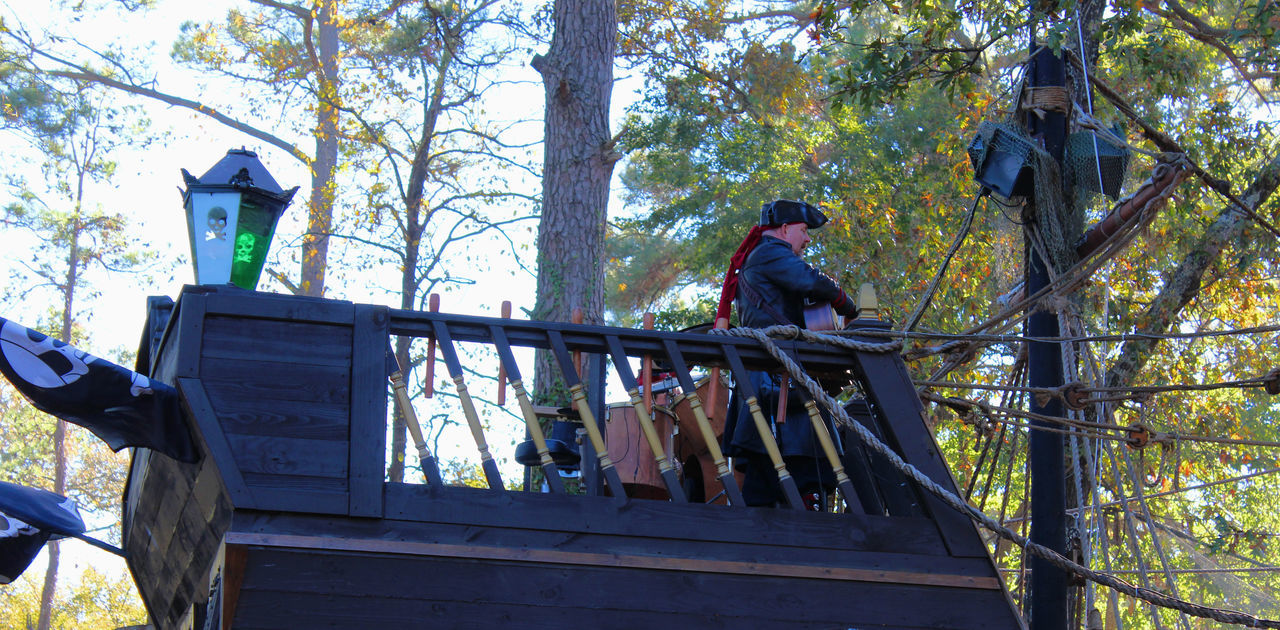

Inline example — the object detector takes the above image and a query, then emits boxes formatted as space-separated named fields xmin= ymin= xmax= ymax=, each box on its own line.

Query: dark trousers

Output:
xmin=740 ymin=454 xmax=830 ymax=507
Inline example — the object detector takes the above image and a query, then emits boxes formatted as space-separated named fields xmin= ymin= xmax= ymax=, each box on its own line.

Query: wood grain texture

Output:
xmin=383 ymin=484 xmax=948 ymax=557
xmin=348 ymin=304 xmax=387 ymax=517
xmin=853 ymin=346 xmax=989 ymax=558
xmin=226 ymin=546 xmax=1022 ymax=629
xmin=202 ymin=290 xmax=354 ymax=325
xmin=200 ymin=315 xmax=352 ymax=367
xmin=178 ymin=378 xmax=254 ymax=506
xmin=168 ymin=290 xmax=207 ymax=381
xmin=226 ymin=434 xmax=348 ymax=477
xmin=226 ymin=531 xmax=1001 ymax=589
xmin=227 ymin=508 xmax=984 ymax=579
xmin=200 ymin=358 xmax=352 ymax=406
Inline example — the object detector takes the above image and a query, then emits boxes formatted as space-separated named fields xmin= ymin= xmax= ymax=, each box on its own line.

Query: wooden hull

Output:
xmin=218 ymin=486 xmax=1015 ymax=629
xmin=123 ymin=286 xmax=1025 ymax=629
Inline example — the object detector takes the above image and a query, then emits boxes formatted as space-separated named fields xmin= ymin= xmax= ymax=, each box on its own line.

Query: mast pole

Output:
xmin=1025 ymin=33 xmax=1071 ymax=630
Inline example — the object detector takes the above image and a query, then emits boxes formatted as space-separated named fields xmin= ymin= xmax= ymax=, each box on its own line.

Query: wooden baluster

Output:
xmin=424 ymin=293 xmax=439 ymax=398
xmin=547 ymin=330 xmax=627 ymax=501
xmin=497 ymin=300 xmax=511 ymax=405
xmin=661 ymin=339 xmax=746 ymax=506
xmin=491 ymin=325 xmax=565 ymax=493
xmin=387 ymin=349 xmax=444 ymax=487
xmin=803 ymin=400 xmax=864 ymax=517
xmin=431 ymin=320 xmax=505 ymax=491
xmin=642 ymin=312 xmax=655 ymax=415
xmin=720 ymin=345 xmax=804 ymax=510
xmin=603 ymin=335 xmax=686 ymax=501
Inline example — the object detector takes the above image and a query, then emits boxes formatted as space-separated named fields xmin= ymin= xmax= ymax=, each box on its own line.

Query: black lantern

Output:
xmin=180 ymin=149 xmax=298 ymax=290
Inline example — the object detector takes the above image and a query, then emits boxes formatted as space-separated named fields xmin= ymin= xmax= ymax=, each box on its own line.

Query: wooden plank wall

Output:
xmin=188 ymin=289 xmax=382 ymax=516
xmin=123 ymin=443 xmax=233 ymax=629
xmin=127 ymin=287 xmax=390 ymax=629
xmin=220 ymin=488 xmax=1025 ymax=629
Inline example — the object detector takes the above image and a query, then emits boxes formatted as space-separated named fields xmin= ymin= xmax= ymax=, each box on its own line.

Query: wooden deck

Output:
xmin=123 ymin=285 xmax=1026 ymax=629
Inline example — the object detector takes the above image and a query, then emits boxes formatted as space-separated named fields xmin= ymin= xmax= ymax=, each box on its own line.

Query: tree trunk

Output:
xmin=300 ymin=0 xmax=341 ymax=298
xmin=387 ymin=20 xmax=458 ymax=483
xmin=1106 ymin=151 xmax=1280 ymax=389
xmin=530 ymin=0 xmax=619 ymax=403
xmin=38 ymin=208 xmax=81 ymax=630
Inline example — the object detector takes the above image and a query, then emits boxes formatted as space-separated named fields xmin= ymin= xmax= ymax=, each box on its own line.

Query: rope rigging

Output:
xmin=710 ymin=324 xmax=1280 ymax=629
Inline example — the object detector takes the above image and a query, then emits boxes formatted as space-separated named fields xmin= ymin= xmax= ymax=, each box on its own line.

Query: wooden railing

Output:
xmin=385 ymin=306 xmax=883 ymax=511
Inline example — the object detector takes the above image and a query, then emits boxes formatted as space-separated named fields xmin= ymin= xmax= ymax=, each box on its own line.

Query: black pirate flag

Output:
xmin=0 ymin=317 xmax=198 ymax=463
xmin=0 ymin=481 xmax=85 ymax=584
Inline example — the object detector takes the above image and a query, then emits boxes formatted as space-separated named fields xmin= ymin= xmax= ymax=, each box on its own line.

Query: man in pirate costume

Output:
xmin=716 ymin=199 xmax=858 ymax=510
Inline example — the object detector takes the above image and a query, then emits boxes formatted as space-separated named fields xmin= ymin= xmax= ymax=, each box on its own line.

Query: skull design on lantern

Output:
xmin=233 ymin=232 xmax=256 ymax=264
xmin=205 ymin=206 xmax=228 ymax=241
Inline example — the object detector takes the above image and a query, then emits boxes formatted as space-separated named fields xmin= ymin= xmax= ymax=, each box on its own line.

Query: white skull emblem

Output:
xmin=0 ymin=512 xmax=38 ymax=539
xmin=205 ymin=207 xmax=228 ymax=241
xmin=129 ymin=371 xmax=154 ymax=397
xmin=0 ymin=321 xmax=96 ymax=389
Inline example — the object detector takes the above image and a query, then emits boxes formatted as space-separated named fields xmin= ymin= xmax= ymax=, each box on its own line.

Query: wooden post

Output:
xmin=424 ymin=293 xmax=439 ymax=398
xmin=708 ymin=317 xmax=728 ymax=424
xmin=775 ymin=374 xmax=789 ymax=426
xmin=1025 ymin=43 xmax=1070 ymax=630
xmin=571 ymin=306 xmax=584 ymax=376
xmin=497 ymin=301 xmax=511 ymax=405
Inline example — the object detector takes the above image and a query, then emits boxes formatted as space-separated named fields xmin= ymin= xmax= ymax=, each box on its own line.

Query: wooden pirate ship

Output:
xmin=123 ymin=284 xmax=1025 ymax=629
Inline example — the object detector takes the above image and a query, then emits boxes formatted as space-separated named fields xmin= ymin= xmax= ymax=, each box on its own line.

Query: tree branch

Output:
xmin=1106 ymin=149 xmax=1280 ymax=389
xmin=48 ymin=69 xmax=312 ymax=165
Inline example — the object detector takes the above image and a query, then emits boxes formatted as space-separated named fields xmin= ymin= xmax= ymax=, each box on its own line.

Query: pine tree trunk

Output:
xmin=300 ymin=0 xmax=341 ymax=297
xmin=38 ymin=211 xmax=81 ymax=630
xmin=530 ymin=0 xmax=619 ymax=403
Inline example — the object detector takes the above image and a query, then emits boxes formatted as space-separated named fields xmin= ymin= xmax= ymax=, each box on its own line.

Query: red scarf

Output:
xmin=715 ymin=226 xmax=765 ymax=324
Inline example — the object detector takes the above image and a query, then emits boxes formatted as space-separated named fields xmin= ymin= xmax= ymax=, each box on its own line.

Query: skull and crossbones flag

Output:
xmin=0 ymin=317 xmax=199 ymax=463
xmin=0 ymin=480 xmax=86 ymax=584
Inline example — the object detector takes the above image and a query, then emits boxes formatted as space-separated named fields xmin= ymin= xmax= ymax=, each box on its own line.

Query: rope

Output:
xmin=903 ymin=191 xmax=985 ymax=332
xmin=1068 ymin=50 xmax=1280 ymax=241
xmin=1064 ymin=466 xmax=1280 ymax=516
xmin=921 ymin=390 xmax=1280 ymax=450
xmin=1022 ymin=85 xmax=1073 ymax=118
xmin=859 ymin=323 xmax=1280 ymax=345
xmin=1123 ymin=442 xmax=1195 ymax=630
xmin=914 ymin=373 xmax=1278 ymax=405
xmin=715 ymin=324 xmax=1280 ymax=629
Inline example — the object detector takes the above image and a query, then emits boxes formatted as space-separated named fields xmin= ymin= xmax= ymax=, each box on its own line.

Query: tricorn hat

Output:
xmin=759 ymin=199 xmax=828 ymax=229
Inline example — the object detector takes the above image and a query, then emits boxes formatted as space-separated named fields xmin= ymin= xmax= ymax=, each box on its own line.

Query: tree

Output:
xmin=0 ymin=565 xmax=148 ymax=630
xmin=0 ymin=74 xmax=150 ymax=630
xmin=170 ymin=0 xmax=347 ymax=296
xmin=614 ymin=0 xmax=1280 ymax=623
xmin=530 ymin=0 xmax=619 ymax=403
xmin=2 ymin=0 xmax=353 ymax=297
xmin=337 ymin=0 xmax=538 ymax=480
